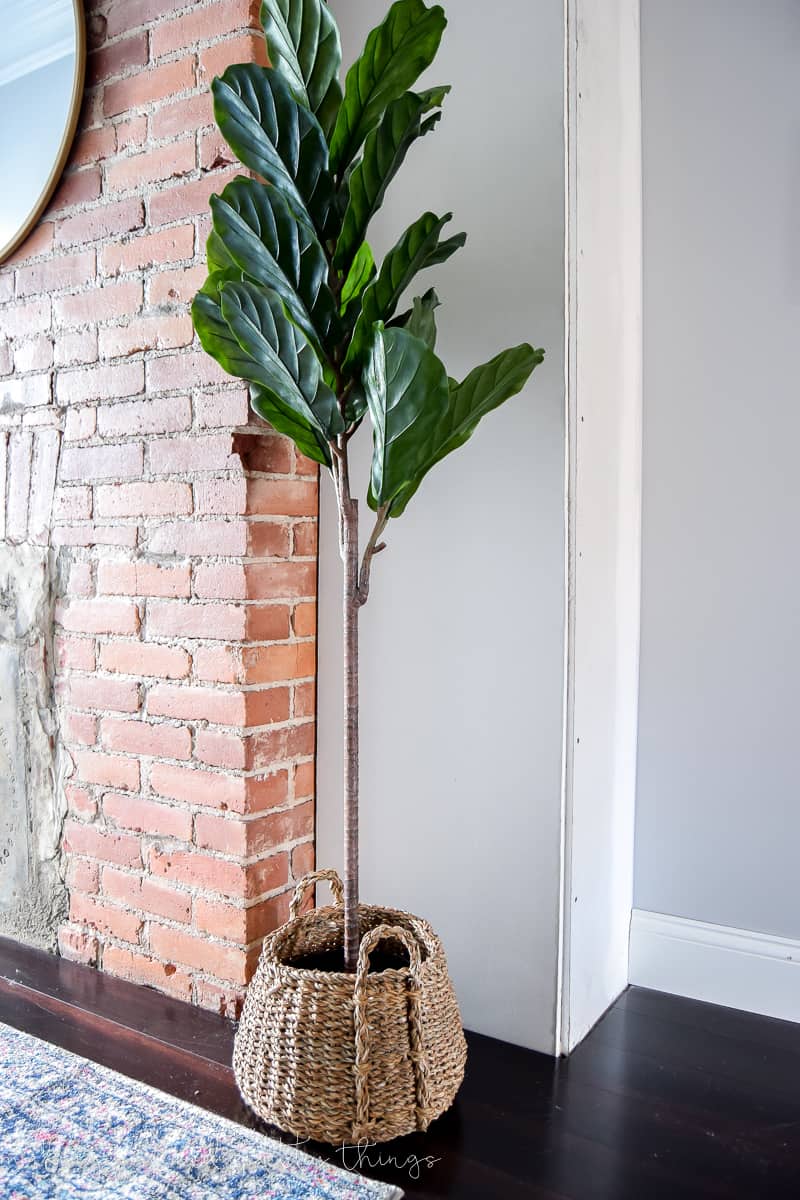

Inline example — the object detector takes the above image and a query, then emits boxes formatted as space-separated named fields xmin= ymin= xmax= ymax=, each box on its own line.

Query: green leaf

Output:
xmin=210 ymin=177 xmax=338 ymax=356
xmin=395 ymin=287 xmax=440 ymax=348
xmin=340 ymin=240 xmax=375 ymax=317
xmin=259 ymin=0 xmax=343 ymax=138
xmin=329 ymin=0 xmax=447 ymax=178
xmin=212 ymin=65 xmax=334 ymax=236
xmin=220 ymin=281 xmax=345 ymax=441
xmin=333 ymin=86 xmax=449 ymax=272
xmin=389 ymin=343 xmax=545 ymax=515
xmin=364 ymin=324 xmax=449 ymax=509
xmin=344 ymin=211 xmax=464 ymax=372
xmin=251 ymin=384 xmax=331 ymax=466
xmin=193 ymin=291 xmax=261 ymax=379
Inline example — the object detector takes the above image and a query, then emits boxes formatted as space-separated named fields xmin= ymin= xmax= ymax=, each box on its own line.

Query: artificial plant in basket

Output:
xmin=192 ymin=0 xmax=544 ymax=1143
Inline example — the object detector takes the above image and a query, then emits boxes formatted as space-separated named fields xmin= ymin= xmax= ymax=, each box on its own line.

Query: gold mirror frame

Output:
xmin=0 ymin=0 xmax=87 ymax=265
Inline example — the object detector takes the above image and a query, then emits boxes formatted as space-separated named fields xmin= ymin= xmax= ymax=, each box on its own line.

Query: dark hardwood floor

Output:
xmin=1 ymin=935 xmax=798 ymax=1199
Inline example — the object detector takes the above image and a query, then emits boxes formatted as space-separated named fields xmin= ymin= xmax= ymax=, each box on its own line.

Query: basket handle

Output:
xmin=353 ymin=924 xmax=431 ymax=1137
xmin=289 ymin=868 xmax=344 ymax=919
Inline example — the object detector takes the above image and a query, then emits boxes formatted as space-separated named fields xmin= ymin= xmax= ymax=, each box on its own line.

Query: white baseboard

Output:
xmin=629 ymin=909 xmax=800 ymax=1024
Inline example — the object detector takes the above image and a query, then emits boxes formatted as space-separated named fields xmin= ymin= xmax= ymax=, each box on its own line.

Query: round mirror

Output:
xmin=0 ymin=1 xmax=86 ymax=264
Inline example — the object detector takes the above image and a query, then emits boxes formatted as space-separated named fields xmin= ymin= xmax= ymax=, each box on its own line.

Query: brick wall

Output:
xmin=0 ymin=0 xmax=317 ymax=1017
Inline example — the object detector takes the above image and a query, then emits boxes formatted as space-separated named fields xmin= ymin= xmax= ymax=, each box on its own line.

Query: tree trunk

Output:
xmin=342 ymin=496 xmax=360 ymax=971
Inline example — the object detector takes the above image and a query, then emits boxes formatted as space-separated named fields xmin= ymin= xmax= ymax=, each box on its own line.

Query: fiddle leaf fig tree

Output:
xmin=193 ymin=0 xmax=545 ymax=972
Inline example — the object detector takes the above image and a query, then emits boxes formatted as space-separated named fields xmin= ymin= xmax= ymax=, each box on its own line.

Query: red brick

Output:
xmin=291 ymin=839 xmax=315 ymax=880
xmin=247 ymin=723 xmax=315 ymax=771
xmin=63 ymin=819 xmax=142 ymax=868
xmin=195 ymin=802 xmax=312 ymax=858
xmin=195 ymin=477 xmax=247 ymax=516
xmin=88 ymin=32 xmax=148 ymax=85
xmin=52 ymin=525 xmax=139 ymax=549
xmin=115 ymin=115 xmax=148 ymax=153
xmin=151 ymin=0 xmax=260 ymax=59
xmin=65 ymin=784 xmax=97 ymax=817
xmin=195 ymin=729 xmax=247 ymax=771
xmin=103 ymin=792 xmax=192 ymax=841
xmin=294 ymin=449 xmax=319 ymax=476
xmin=4 ymin=221 xmax=54 ymax=264
xmin=198 ymin=33 xmax=268 ymax=85
xmin=150 ymin=168 xmax=239 ymax=226
xmin=98 ymin=560 xmax=191 ymax=598
xmin=96 ymin=481 xmax=193 ymax=518
xmin=104 ymin=58 xmax=196 ymax=118
xmin=99 ymin=314 xmax=194 ymax=360
xmin=66 ymin=856 xmax=100 ymax=894
xmin=193 ymin=564 xmax=247 ymax=601
xmin=57 ymin=598 xmax=139 ymax=636
xmin=147 ymin=601 xmax=246 ymax=641
xmin=294 ymin=680 xmax=315 ymax=719
xmin=16 ymin=251 xmax=95 ymax=298
xmin=149 ymin=433 xmax=237 ymax=474
xmin=103 ymin=867 xmax=191 ymax=924
xmin=149 ymin=923 xmax=247 ymax=981
xmin=244 ymin=604 xmax=291 ymax=642
xmin=246 ymin=479 xmax=317 ymax=517
xmin=292 ymin=522 xmax=318 ymax=557
xmin=194 ymin=979 xmax=245 ymax=1019
xmin=56 ymin=198 xmax=144 ymax=248
xmin=148 ymin=685 xmax=243 ymax=725
xmin=148 ymin=847 xmax=245 ymax=898
xmin=244 ymin=561 xmax=316 ymax=601
xmin=57 ymin=362 xmax=144 ymax=406
xmin=105 ymin=0 xmax=188 ymax=38
xmin=70 ymin=893 xmax=142 ymax=943
xmin=100 ymin=641 xmax=190 ymax=679
xmin=149 ymin=762 xmax=241 ymax=811
xmin=70 ymin=126 xmax=117 ymax=168
xmin=101 ymin=718 xmax=192 ymax=760
xmin=193 ymin=892 xmax=289 ymax=944
xmin=50 ymin=167 xmax=102 ymax=213
xmin=148 ymin=263 xmax=207 ymax=307
xmin=59 ymin=441 xmax=143 ymax=481
xmin=199 ymin=128 xmax=235 ymax=172
xmin=55 ymin=280 xmax=143 ymax=328
xmin=55 ymin=635 xmax=96 ymax=672
xmin=147 ymin=519 xmax=248 ymax=558
xmin=100 ymin=225 xmax=194 ymax=276
xmin=193 ymin=646 xmax=240 ymax=684
xmin=74 ymin=751 xmax=140 ymax=793
xmin=70 ymin=676 xmax=140 ymax=714
xmin=292 ymin=602 xmax=317 ymax=638
xmin=107 ymin=140 xmax=195 ymax=194
xmin=149 ymin=91 xmax=213 ymax=141
xmin=243 ymin=642 xmax=315 ymax=685
xmin=58 ymin=927 xmax=98 ymax=966
xmin=102 ymin=945 xmax=192 ymax=1002
xmin=250 ymin=516 xmax=294 ymax=557
xmin=245 ymin=851 xmax=289 ymax=900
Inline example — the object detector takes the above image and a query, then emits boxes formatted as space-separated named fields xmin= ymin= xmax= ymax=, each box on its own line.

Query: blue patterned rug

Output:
xmin=0 ymin=1023 xmax=402 ymax=1199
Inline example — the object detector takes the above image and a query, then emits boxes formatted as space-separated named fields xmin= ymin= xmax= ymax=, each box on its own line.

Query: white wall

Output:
xmin=318 ymin=0 xmax=566 ymax=1052
xmin=635 ymin=0 xmax=800 ymax=940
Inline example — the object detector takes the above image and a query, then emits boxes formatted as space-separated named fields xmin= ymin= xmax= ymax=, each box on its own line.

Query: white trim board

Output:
xmin=629 ymin=910 xmax=800 ymax=1025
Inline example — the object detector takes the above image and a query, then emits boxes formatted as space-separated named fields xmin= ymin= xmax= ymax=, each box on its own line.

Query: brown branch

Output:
xmin=357 ymin=506 xmax=390 ymax=606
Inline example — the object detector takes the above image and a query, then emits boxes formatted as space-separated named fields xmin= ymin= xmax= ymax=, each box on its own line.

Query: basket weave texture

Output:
xmin=233 ymin=869 xmax=468 ymax=1145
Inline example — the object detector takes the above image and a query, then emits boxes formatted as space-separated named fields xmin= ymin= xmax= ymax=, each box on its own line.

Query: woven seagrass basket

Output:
xmin=233 ymin=868 xmax=467 ymax=1145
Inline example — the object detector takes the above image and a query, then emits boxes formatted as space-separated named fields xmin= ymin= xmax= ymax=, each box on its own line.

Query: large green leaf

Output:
xmin=344 ymin=211 xmax=465 ymax=373
xmin=340 ymin=240 xmax=375 ymax=319
xmin=389 ymin=343 xmax=545 ymax=515
xmin=329 ymin=0 xmax=447 ymax=178
xmin=251 ymin=384 xmax=332 ymax=466
xmin=212 ymin=65 xmax=334 ymax=236
xmin=260 ymin=0 xmax=343 ymax=138
xmin=333 ymin=86 xmax=449 ymax=272
xmin=193 ymin=291 xmax=261 ymax=380
xmin=220 ymin=281 xmax=345 ymax=441
xmin=395 ymin=287 xmax=440 ymax=348
xmin=210 ymin=177 xmax=338 ymax=356
xmin=363 ymin=324 xmax=449 ymax=509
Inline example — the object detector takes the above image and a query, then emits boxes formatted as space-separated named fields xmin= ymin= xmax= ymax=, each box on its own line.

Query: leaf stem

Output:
xmin=357 ymin=505 xmax=390 ymax=606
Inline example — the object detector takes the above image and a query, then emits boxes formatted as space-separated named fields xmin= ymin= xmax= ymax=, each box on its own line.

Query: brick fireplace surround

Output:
xmin=0 ymin=0 xmax=318 ymax=1017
